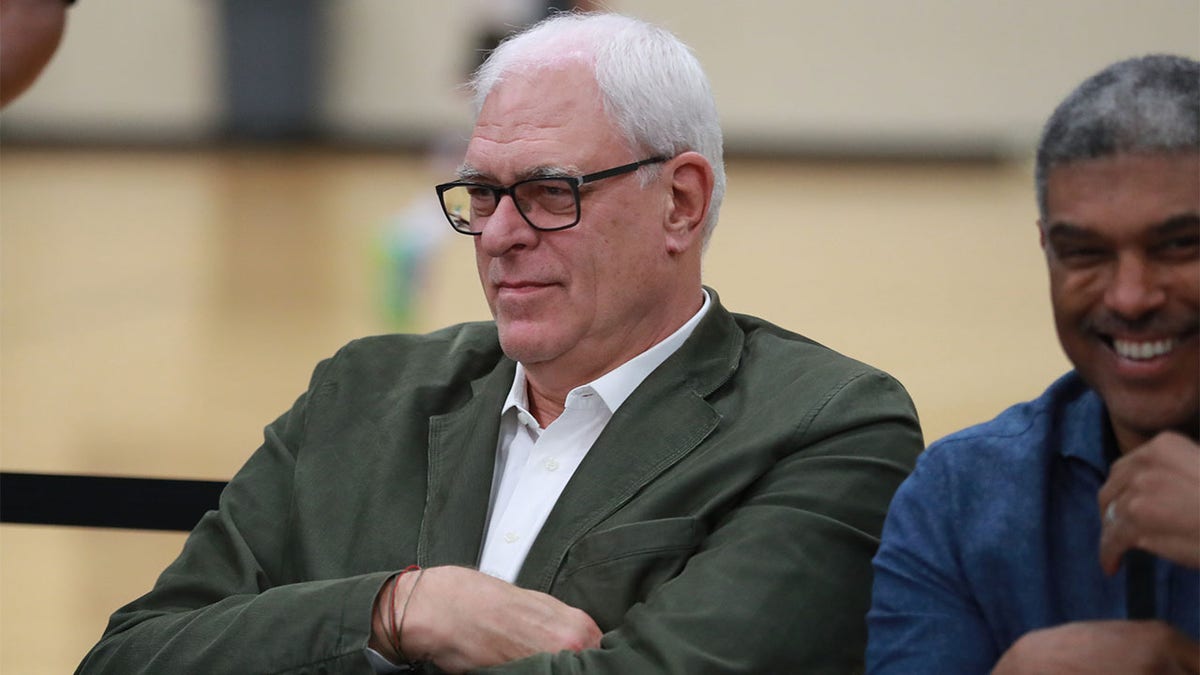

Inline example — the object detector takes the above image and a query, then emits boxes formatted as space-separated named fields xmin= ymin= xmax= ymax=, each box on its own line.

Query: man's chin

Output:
xmin=497 ymin=329 xmax=563 ymax=366
xmin=1101 ymin=387 xmax=1200 ymax=448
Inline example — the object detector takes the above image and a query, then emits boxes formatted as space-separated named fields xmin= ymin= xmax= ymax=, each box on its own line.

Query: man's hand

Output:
xmin=1098 ymin=431 xmax=1200 ymax=575
xmin=373 ymin=566 xmax=602 ymax=673
xmin=993 ymin=621 xmax=1200 ymax=674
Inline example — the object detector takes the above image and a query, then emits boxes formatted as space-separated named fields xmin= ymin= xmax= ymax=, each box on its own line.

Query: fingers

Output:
xmin=1100 ymin=432 xmax=1200 ymax=505
xmin=1171 ymin=632 xmax=1200 ymax=675
xmin=996 ymin=621 xmax=1199 ymax=674
xmin=1098 ymin=498 xmax=1136 ymax=574
xmin=399 ymin=566 xmax=600 ymax=672
xmin=1098 ymin=432 xmax=1200 ymax=573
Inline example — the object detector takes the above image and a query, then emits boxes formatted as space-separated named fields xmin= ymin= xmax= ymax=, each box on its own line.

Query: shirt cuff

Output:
xmin=365 ymin=646 xmax=413 ymax=673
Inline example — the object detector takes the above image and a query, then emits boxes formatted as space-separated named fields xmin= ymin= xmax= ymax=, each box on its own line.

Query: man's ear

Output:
xmin=663 ymin=151 xmax=714 ymax=255
xmin=1037 ymin=219 xmax=1047 ymax=251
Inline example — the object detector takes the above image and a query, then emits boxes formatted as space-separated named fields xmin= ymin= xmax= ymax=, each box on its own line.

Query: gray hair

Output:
xmin=469 ymin=13 xmax=726 ymax=247
xmin=1035 ymin=54 xmax=1200 ymax=218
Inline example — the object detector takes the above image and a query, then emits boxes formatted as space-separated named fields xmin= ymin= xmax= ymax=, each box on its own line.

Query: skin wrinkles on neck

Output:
xmin=521 ymin=288 xmax=704 ymax=427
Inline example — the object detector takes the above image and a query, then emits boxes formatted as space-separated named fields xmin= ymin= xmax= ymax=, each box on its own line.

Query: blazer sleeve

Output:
xmin=74 ymin=355 xmax=390 ymax=675
xmin=477 ymin=369 xmax=923 ymax=674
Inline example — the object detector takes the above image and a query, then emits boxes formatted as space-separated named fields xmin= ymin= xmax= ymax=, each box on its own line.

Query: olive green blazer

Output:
xmin=77 ymin=289 xmax=923 ymax=674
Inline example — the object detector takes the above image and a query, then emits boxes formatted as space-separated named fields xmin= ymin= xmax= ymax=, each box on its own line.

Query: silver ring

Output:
xmin=1105 ymin=502 xmax=1118 ymax=526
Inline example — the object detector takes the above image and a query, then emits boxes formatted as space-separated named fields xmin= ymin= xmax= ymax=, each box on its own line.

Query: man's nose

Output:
xmin=1103 ymin=253 xmax=1167 ymax=320
xmin=477 ymin=193 xmax=538 ymax=256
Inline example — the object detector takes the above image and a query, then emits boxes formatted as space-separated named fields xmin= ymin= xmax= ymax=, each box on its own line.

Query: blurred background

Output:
xmin=1 ymin=0 xmax=1197 ymax=671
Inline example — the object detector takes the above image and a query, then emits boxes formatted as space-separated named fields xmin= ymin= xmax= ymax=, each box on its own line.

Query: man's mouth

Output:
xmin=497 ymin=280 xmax=552 ymax=290
xmin=1110 ymin=337 xmax=1178 ymax=361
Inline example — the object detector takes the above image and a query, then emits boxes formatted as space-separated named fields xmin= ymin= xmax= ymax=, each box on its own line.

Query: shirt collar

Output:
xmin=501 ymin=289 xmax=712 ymax=422
xmin=1054 ymin=372 xmax=1117 ymax=473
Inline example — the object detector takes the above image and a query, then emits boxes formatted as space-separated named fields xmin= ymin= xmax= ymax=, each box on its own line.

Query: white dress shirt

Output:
xmin=368 ymin=292 xmax=711 ymax=671
xmin=478 ymin=290 xmax=711 ymax=582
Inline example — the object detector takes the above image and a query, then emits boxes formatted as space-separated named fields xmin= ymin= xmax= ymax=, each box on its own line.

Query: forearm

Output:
xmin=77 ymin=571 xmax=391 ymax=674
xmin=75 ymin=359 xmax=382 ymax=674
xmin=991 ymin=621 xmax=1200 ymax=674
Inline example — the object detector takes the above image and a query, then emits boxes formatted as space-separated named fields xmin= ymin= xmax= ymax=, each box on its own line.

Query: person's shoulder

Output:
xmin=323 ymin=321 xmax=504 ymax=380
xmin=886 ymin=373 xmax=1095 ymax=558
xmin=921 ymin=372 xmax=1091 ymax=469
xmin=732 ymin=311 xmax=885 ymax=376
xmin=729 ymin=311 xmax=910 ymax=406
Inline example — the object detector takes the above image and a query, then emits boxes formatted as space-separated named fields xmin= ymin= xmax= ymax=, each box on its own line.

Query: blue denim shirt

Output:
xmin=867 ymin=372 xmax=1199 ymax=673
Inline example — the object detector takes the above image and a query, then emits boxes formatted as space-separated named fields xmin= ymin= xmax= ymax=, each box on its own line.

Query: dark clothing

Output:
xmin=79 ymin=290 xmax=922 ymax=674
xmin=868 ymin=371 xmax=1200 ymax=673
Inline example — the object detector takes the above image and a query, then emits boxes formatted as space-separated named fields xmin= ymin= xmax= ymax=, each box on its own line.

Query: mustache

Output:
xmin=1081 ymin=311 xmax=1200 ymax=337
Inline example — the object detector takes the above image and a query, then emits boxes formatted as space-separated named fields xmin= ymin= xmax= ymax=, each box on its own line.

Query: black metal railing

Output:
xmin=0 ymin=471 xmax=226 ymax=531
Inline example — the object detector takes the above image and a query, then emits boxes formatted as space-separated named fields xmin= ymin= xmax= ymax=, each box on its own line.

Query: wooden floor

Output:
xmin=0 ymin=147 xmax=1070 ymax=673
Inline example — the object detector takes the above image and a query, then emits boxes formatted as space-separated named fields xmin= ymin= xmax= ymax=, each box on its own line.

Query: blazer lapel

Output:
xmin=516 ymin=292 xmax=743 ymax=591
xmin=417 ymin=359 xmax=515 ymax=568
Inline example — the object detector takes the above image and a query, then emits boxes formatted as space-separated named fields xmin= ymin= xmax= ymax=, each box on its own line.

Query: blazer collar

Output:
xmin=417 ymin=358 xmax=514 ymax=568
xmin=517 ymin=287 xmax=741 ymax=590
xmin=416 ymin=287 xmax=743 ymax=584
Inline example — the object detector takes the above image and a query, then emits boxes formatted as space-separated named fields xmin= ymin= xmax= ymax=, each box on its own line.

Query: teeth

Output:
xmin=1113 ymin=338 xmax=1176 ymax=360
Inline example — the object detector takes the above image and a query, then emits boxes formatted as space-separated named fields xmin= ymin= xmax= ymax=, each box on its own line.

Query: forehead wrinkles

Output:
xmin=480 ymin=69 xmax=603 ymax=136
xmin=463 ymin=132 xmax=583 ymax=182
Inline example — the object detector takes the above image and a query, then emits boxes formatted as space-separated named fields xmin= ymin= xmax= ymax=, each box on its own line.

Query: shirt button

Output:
xmin=504 ymin=532 xmax=519 ymax=543
xmin=544 ymin=458 xmax=560 ymax=471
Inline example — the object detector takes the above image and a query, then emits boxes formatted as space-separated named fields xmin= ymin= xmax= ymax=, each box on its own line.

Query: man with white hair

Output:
xmin=78 ymin=13 xmax=922 ymax=674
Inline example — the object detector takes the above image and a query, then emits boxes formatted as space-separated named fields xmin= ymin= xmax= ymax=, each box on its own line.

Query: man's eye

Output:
xmin=1052 ymin=244 xmax=1110 ymax=266
xmin=525 ymin=182 xmax=570 ymax=197
xmin=1154 ymin=235 xmax=1200 ymax=258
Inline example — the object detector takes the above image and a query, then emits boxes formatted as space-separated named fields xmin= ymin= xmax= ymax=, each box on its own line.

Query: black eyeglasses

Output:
xmin=435 ymin=156 xmax=668 ymax=235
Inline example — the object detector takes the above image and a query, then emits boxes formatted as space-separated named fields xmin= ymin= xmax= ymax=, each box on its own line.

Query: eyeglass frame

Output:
xmin=434 ymin=156 xmax=669 ymax=235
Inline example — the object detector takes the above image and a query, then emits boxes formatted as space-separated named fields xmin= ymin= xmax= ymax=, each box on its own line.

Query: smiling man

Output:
xmin=77 ymin=13 xmax=923 ymax=674
xmin=867 ymin=54 xmax=1199 ymax=674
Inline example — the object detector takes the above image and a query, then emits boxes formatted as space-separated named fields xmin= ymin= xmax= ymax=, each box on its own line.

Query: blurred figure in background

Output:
xmin=380 ymin=0 xmax=601 ymax=328
xmin=868 ymin=54 xmax=1200 ymax=674
xmin=0 ymin=0 xmax=71 ymax=107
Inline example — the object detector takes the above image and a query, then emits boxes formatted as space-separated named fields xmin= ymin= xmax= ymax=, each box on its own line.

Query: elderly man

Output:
xmin=77 ymin=13 xmax=922 ymax=674
xmin=867 ymin=54 xmax=1199 ymax=674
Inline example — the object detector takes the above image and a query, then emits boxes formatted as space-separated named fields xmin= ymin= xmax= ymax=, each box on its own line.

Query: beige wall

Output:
xmin=4 ymin=0 xmax=1197 ymax=153
xmin=0 ymin=3 xmax=1197 ymax=673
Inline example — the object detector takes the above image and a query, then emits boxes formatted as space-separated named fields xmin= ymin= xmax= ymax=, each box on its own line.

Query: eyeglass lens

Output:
xmin=441 ymin=179 xmax=579 ymax=233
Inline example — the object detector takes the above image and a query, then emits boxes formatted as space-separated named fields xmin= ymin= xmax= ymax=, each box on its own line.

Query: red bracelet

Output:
xmin=388 ymin=565 xmax=422 ymax=662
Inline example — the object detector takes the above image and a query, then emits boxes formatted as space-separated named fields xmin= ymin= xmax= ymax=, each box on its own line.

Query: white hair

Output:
xmin=469 ymin=13 xmax=726 ymax=247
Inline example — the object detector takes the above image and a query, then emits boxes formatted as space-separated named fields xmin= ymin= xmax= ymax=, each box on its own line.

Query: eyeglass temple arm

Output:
xmin=576 ymin=156 xmax=669 ymax=185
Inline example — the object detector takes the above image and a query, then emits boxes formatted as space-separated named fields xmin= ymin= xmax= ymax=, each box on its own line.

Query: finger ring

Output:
xmin=1105 ymin=502 xmax=1118 ymax=526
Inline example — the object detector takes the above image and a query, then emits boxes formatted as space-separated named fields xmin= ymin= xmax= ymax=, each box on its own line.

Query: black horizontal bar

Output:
xmin=0 ymin=472 xmax=226 ymax=532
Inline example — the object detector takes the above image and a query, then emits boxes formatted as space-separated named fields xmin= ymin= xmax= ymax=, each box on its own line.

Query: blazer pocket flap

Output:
xmin=561 ymin=516 xmax=704 ymax=576
xmin=553 ymin=517 xmax=705 ymax=630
